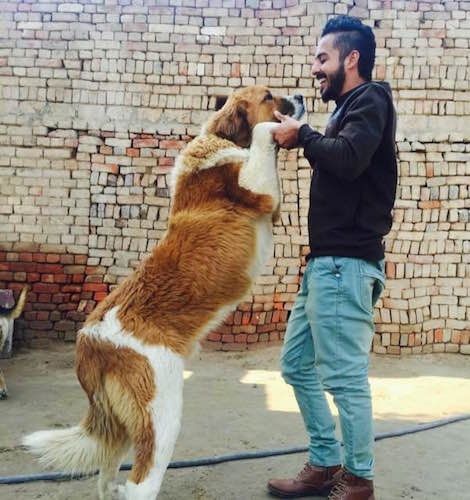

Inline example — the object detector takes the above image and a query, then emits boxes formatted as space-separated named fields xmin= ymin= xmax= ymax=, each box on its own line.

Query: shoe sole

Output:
xmin=267 ymin=484 xmax=331 ymax=498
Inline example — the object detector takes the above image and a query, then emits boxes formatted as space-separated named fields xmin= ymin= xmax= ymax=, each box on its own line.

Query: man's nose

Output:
xmin=311 ymin=62 xmax=319 ymax=77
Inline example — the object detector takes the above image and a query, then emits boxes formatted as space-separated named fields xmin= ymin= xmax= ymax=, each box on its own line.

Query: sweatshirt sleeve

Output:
xmin=298 ymin=86 xmax=389 ymax=182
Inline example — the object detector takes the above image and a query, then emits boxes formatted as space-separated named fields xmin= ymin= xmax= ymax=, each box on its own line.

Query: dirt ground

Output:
xmin=0 ymin=342 xmax=470 ymax=500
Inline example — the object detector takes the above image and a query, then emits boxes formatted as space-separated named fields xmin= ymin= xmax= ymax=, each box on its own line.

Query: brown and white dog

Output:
xmin=23 ymin=86 xmax=305 ymax=499
xmin=0 ymin=286 xmax=28 ymax=399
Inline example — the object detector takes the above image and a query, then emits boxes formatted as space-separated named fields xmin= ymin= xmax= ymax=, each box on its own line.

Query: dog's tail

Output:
xmin=22 ymin=425 xmax=102 ymax=475
xmin=22 ymin=400 xmax=127 ymax=475
xmin=0 ymin=286 xmax=28 ymax=319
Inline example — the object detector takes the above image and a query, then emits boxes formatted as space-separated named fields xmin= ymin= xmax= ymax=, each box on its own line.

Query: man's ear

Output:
xmin=345 ymin=49 xmax=360 ymax=71
xmin=215 ymin=96 xmax=228 ymax=111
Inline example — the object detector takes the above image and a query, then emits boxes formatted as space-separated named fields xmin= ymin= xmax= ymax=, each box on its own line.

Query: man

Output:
xmin=267 ymin=15 xmax=397 ymax=500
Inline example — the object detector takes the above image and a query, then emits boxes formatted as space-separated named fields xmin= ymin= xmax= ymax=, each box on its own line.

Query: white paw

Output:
xmin=252 ymin=122 xmax=278 ymax=147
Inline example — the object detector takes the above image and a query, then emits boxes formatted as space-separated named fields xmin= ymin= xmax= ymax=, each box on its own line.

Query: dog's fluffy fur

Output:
xmin=0 ymin=286 xmax=28 ymax=399
xmin=23 ymin=86 xmax=305 ymax=500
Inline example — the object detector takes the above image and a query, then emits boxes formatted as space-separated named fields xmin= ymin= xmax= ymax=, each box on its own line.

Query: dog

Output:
xmin=23 ymin=85 xmax=305 ymax=500
xmin=0 ymin=286 xmax=28 ymax=399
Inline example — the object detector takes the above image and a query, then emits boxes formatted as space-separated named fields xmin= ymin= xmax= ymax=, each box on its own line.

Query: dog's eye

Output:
xmin=264 ymin=93 xmax=273 ymax=101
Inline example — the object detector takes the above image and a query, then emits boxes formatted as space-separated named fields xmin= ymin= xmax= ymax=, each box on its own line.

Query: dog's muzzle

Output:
xmin=289 ymin=94 xmax=306 ymax=120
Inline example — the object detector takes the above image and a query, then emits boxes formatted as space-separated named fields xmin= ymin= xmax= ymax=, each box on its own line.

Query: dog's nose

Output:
xmin=294 ymin=94 xmax=304 ymax=102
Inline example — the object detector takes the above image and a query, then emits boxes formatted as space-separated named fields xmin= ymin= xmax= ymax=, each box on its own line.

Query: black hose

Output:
xmin=2 ymin=413 xmax=470 ymax=485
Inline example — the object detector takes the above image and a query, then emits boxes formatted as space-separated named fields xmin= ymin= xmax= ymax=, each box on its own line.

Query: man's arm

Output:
xmin=272 ymin=86 xmax=390 ymax=182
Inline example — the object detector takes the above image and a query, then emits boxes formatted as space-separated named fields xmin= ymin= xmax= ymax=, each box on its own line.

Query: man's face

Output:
xmin=311 ymin=33 xmax=346 ymax=103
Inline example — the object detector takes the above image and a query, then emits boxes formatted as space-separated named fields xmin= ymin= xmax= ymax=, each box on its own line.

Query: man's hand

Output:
xmin=271 ymin=110 xmax=303 ymax=150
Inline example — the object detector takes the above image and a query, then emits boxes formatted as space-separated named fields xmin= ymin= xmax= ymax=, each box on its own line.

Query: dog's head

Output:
xmin=205 ymin=85 xmax=305 ymax=148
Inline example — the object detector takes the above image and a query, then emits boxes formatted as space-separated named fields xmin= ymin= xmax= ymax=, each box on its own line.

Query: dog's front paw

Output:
xmin=252 ymin=122 xmax=278 ymax=148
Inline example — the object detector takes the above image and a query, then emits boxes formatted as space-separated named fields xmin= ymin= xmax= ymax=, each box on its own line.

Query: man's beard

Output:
xmin=320 ymin=62 xmax=346 ymax=103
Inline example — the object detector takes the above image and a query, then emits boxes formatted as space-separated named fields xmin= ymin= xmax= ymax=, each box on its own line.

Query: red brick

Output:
xmin=60 ymin=254 xmax=74 ymax=264
xmin=58 ymin=303 xmax=76 ymax=312
xmin=52 ymin=293 xmax=69 ymax=304
xmin=241 ymin=312 xmax=251 ymax=325
xmin=19 ymin=252 xmax=33 ymax=262
xmin=158 ymin=157 xmax=174 ymax=167
xmin=46 ymin=253 xmax=61 ymax=263
xmin=10 ymin=262 xmax=37 ymax=273
xmin=54 ymin=274 xmax=69 ymax=283
xmin=94 ymin=291 xmax=108 ymax=302
xmin=40 ymin=264 xmax=62 ymax=274
xmin=233 ymin=311 xmax=242 ymax=325
xmin=258 ymin=324 xmax=274 ymax=333
xmin=33 ymin=283 xmax=60 ymax=294
xmin=385 ymin=262 xmax=395 ymax=279
xmin=418 ymin=201 xmax=441 ymax=209
xmin=159 ymin=140 xmax=186 ymax=150
xmin=92 ymin=163 xmax=119 ymax=174
xmin=269 ymin=331 xmax=280 ymax=341
xmin=82 ymin=283 xmax=108 ymax=293
xmin=126 ymin=148 xmax=140 ymax=157
xmin=63 ymin=265 xmax=86 ymax=274
xmin=235 ymin=334 xmax=247 ymax=343
xmin=207 ymin=332 xmax=221 ymax=342
xmin=32 ymin=253 xmax=46 ymax=263
xmin=29 ymin=321 xmax=53 ymax=330
xmin=133 ymin=138 xmax=158 ymax=148
xmin=84 ymin=274 xmax=104 ymax=283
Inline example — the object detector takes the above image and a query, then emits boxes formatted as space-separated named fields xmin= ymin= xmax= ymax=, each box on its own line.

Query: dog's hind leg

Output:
xmin=120 ymin=348 xmax=185 ymax=499
xmin=98 ymin=443 xmax=130 ymax=500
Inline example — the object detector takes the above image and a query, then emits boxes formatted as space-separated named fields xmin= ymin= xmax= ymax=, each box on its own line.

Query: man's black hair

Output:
xmin=321 ymin=15 xmax=376 ymax=81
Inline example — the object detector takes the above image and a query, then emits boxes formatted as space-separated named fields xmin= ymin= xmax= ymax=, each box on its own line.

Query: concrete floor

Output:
xmin=1 ymin=343 xmax=469 ymax=499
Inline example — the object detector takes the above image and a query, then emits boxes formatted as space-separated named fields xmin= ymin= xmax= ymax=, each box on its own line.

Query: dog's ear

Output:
xmin=211 ymin=99 xmax=251 ymax=147
xmin=214 ymin=96 xmax=228 ymax=111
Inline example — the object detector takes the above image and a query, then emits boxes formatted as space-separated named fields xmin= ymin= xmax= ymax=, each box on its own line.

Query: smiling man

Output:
xmin=268 ymin=15 xmax=397 ymax=500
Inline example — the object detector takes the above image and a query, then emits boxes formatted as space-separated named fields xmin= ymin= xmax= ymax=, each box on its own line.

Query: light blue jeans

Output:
xmin=281 ymin=256 xmax=385 ymax=479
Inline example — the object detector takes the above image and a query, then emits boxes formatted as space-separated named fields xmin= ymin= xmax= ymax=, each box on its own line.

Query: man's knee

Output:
xmin=280 ymin=353 xmax=315 ymax=386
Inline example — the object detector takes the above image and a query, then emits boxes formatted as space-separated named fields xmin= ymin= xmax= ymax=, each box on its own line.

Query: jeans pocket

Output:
xmin=360 ymin=259 xmax=385 ymax=309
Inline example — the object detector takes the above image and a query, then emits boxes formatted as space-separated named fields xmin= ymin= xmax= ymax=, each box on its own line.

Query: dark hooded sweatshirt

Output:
xmin=298 ymin=81 xmax=397 ymax=261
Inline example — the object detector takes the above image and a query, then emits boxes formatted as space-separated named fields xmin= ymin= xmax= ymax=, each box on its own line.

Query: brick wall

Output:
xmin=0 ymin=0 xmax=468 ymax=353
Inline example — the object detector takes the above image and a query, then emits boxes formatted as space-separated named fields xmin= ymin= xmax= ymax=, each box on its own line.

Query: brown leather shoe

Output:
xmin=267 ymin=463 xmax=342 ymax=498
xmin=328 ymin=469 xmax=375 ymax=500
